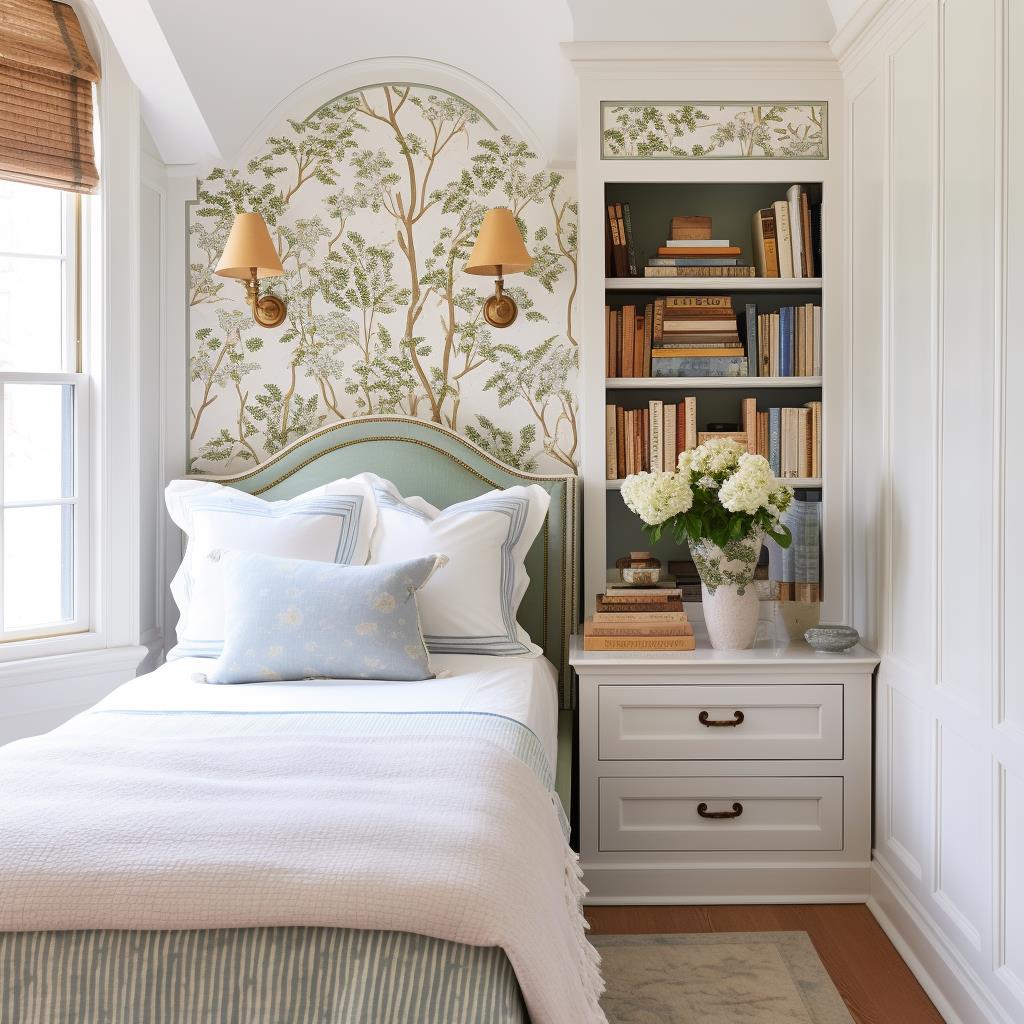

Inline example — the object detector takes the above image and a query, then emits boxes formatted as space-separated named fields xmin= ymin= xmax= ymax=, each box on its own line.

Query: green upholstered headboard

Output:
xmin=198 ymin=417 xmax=578 ymax=708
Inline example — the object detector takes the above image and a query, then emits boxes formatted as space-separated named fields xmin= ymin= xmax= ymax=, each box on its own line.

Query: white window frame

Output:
xmin=0 ymin=192 xmax=91 ymax=648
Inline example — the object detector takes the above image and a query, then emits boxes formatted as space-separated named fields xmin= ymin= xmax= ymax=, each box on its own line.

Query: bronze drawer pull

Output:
xmin=698 ymin=710 xmax=745 ymax=727
xmin=697 ymin=801 xmax=743 ymax=819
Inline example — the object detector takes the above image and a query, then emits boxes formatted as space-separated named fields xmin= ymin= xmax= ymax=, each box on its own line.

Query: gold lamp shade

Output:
xmin=464 ymin=208 xmax=533 ymax=328
xmin=214 ymin=212 xmax=287 ymax=327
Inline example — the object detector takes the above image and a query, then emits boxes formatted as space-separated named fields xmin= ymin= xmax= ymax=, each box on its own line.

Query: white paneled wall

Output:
xmin=842 ymin=0 xmax=1023 ymax=1020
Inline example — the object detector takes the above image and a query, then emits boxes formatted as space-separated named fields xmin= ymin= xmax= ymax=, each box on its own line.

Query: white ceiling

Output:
xmin=89 ymin=0 xmax=865 ymax=167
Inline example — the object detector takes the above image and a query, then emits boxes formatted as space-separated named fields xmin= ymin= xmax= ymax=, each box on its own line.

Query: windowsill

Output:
xmin=0 ymin=634 xmax=147 ymax=680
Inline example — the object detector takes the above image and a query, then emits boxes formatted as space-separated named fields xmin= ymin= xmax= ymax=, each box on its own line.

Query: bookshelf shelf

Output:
xmin=606 ymin=376 xmax=822 ymax=390
xmin=605 ymin=277 xmax=823 ymax=292
xmin=605 ymin=477 xmax=823 ymax=490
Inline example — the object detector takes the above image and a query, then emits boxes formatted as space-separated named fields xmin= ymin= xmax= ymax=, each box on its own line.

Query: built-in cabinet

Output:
xmin=571 ymin=638 xmax=877 ymax=902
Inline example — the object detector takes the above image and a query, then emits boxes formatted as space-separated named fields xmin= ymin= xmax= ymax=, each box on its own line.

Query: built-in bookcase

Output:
xmin=571 ymin=60 xmax=846 ymax=628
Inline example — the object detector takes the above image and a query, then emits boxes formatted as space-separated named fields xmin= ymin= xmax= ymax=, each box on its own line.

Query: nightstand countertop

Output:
xmin=569 ymin=634 xmax=879 ymax=670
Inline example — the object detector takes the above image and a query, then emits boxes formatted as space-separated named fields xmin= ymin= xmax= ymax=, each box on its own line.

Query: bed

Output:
xmin=0 ymin=417 xmax=597 ymax=1024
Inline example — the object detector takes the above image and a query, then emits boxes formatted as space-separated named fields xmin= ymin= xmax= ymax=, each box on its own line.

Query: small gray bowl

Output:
xmin=804 ymin=624 xmax=860 ymax=653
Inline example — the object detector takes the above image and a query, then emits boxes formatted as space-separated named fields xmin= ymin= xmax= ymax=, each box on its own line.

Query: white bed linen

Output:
xmin=90 ymin=652 xmax=561 ymax=771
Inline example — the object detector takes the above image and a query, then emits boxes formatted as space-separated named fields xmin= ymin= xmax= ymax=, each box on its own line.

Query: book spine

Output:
xmin=616 ymin=406 xmax=626 ymax=479
xmin=769 ymin=407 xmax=781 ymax=476
xmin=745 ymin=303 xmax=757 ymax=377
xmin=653 ymin=297 xmax=664 ymax=343
xmin=773 ymin=200 xmax=794 ymax=277
xmin=741 ymin=397 xmax=757 ymax=454
xmin=654 ymin=348 xmax=746 ymax=358
xmin=787 ymin=184 xmax=805 ymax=280
xmin=780 ymin=306 xmax=792 ymax=376
xmin=605 ymin=405 xmax=617 ymax=480
xmin=652 ymin=358 xmax=748 ymax=377
xmin=685 ymin=396 xmax=697 ymax=450
xmin=663 ymin=403 xmax=677 ymax=473
xmin=663 ymin=295 xmax=733 ymax=308
xmin=622 ymin=304 xmax=635 ymax=378
xmin=634 ymin=314 xmax=645 ymax=376
xmin=762 ymin=208 xmax=779 ymax=277
xmin=648 ymin=258 xmax=743 ymax=267
xmin=585 ymin=622 xmax=695 ymax=637
xmin=643 ymin=267 xmax=756 ymax=278
xmin=622 ymin=202 xmax=638 ymax=276
xmin=642 ymin=304 xmax=653 ymax=377
xmin=583 ymin=636 xmax=697 ymax=651
xmin=649 ymin=399 xmax=664 ymax=471
xmin=800 ymin=191 xmax=814 ymax=277
xmin=592 ymin=610 xmax=689 ymax=623
xmin=813 ymin=305 xmax=822 ymax=375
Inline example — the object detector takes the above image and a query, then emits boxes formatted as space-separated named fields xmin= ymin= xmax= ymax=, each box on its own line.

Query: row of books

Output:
xmin=744 ymin=400 xmax=822 ymax=480
xmin=751 ymin=185 xmax=821 ymax=279
xmin=606 ymin=295 xmax=747 ymax=378
xmin=604 ymin=397 xmax=822 ymax=480
xmin=744 ymin=302 xmax=822 ymax=377
xmin=767 ymin=490 xmax=822 ymax=601
xmin=604 ymin=399 xmax=697 ymax=479
xmin=583 ymin=584 xmax=696 ymax=651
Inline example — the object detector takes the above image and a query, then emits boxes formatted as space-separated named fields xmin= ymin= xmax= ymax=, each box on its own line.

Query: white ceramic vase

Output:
xmin=689 ymin=530 xmax=763 ymax=651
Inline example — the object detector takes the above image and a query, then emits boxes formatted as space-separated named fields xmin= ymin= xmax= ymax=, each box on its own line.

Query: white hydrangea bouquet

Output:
xmin=620 ymin=437 xmax=795 ymax=649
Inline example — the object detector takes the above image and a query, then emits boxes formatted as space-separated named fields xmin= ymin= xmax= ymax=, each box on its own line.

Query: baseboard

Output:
xmin=581 ymin=861 xmax=871 ymax=904
xmin=868 ymin=856 xmax=1015 ymax=1024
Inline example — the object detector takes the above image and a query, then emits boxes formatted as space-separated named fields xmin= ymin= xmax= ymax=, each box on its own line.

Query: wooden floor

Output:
xmin=585 ymin=904 xmax=944 ymax=1024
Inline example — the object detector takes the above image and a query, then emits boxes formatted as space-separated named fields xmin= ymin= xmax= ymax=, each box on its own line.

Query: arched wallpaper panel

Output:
xmin=187 ymin=82 xmax=578 ymax=475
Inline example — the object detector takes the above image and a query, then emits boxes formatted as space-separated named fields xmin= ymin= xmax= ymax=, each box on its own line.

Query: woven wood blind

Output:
xmin=0 ymin=0 xmax=100 ymax=194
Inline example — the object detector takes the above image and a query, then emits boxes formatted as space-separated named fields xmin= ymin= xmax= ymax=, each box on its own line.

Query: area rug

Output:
xmin=592 ymin=932 xmax=855 ymax=1024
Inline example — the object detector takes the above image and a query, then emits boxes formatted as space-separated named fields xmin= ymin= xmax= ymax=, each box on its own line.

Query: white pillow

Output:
xmin=353 ymin=473 xmax=549 ymax=657
xmin=165 ymin=478 xmax=376 ymax=659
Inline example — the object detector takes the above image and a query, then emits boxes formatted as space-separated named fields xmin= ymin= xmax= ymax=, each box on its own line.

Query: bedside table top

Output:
xmin=568 ymin=633 xmax=879 ymax=669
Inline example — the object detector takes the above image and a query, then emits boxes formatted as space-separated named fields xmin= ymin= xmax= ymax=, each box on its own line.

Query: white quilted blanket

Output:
xmin=0 ymin=711 xmax=605 ymax=1024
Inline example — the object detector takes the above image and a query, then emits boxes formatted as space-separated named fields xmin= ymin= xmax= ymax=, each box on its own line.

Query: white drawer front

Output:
xmin=599 ymin=776 xmax=843 ymax=852
xmin=598 ymin=683 xmax=843 ymax=761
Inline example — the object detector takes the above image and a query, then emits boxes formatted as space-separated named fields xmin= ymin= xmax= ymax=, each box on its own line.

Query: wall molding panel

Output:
xmin=848 ymin=0 xmax=1023 ymax=1020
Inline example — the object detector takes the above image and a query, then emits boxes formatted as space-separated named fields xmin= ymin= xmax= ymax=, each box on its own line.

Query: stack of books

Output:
xmin=652 ymin=295 xmax=747 ymax=377
xmin=583 ymin=585 xmax=696 ymax=651
xmin=750 ymin=185 xmax=821 ymax=279
xmin=604 ymin=398 xmax=698 ymax=479
xmin=606 ymin=295 xmax=748 ymax=378
xmin=644 ymin=216 xmax=755 ymax=279
xmin=743 ymin=302 xmax=822 ymax=377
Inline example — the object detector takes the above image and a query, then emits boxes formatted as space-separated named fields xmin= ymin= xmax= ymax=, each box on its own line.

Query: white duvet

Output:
xmin=0 ymin=657 xmax=604 ymax=1024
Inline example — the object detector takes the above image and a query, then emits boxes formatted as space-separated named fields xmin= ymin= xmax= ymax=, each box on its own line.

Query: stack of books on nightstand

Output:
xmin=582 ymin=584 xmax=696 ymax=651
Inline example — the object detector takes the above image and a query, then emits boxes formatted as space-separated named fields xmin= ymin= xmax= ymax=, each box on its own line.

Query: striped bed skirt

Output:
xmin=0 ymin=926 xmax=528 ymax=1023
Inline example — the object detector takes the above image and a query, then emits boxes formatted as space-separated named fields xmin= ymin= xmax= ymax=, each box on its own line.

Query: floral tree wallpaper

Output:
xmin=600 ymin=102 xmax=827 ymax=159
xmin=188 ymin=84 xmax=578 ymax=475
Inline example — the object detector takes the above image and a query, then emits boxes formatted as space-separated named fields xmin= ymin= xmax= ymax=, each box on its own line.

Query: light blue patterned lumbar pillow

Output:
xmin=199 ymin=550 xmax=445 ymax=685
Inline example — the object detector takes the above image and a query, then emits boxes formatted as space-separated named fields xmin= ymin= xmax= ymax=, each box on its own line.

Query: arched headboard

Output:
xmin=196 ymin=417 xmax=578 ymax=708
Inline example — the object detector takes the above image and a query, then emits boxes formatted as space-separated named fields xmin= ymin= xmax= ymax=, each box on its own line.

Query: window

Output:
xmin=0 ymin=180 xmax=88 ymax=642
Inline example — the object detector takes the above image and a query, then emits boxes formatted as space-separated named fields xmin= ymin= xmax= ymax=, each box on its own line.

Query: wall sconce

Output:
xmin=214 ymin=212 xmax=287 ymax=328
xmin=464 ymin=207 xmax=533 ymax=328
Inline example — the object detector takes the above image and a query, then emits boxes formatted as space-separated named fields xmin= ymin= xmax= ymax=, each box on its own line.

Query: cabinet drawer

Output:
xmin=598 ymin=683 xmax=843 ymax=761
xmin=599 ymin=776 xmax=843 ymax=852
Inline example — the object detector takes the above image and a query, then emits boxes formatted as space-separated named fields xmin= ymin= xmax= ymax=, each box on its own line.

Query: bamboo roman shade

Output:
xmin=0 ymin=0 xmax=100 ymax=193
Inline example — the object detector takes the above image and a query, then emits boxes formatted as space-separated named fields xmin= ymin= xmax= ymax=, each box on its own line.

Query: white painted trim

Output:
xmin=0 ymin=644 xmax=146 ymax=689
xmin=228 ymin=57 xmax=549 ymax=171
xmin=563 ymin=40 xmax=841 ymax=73
xmin=869 ymin=856 xmax=1017 ymax=1024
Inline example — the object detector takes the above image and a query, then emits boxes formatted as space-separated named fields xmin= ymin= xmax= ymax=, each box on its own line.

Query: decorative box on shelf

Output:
xmin=570 ymin=635 xmax=879 ymax=904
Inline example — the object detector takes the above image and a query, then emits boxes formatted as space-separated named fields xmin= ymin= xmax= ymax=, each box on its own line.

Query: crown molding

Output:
xmin=831 ymin=0 xmax=930 ymax=73
xmin=562 ymin=40 xmax=841 ymax=79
